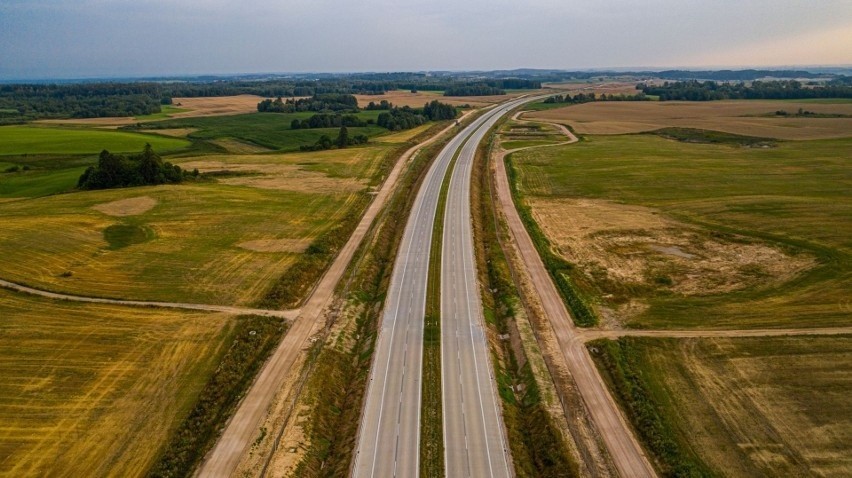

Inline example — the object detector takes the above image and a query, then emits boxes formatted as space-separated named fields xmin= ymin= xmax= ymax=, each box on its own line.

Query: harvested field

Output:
xmin=527 ymin=100 xmax=852 ymax=139
xmin=237 ymin=238 xmax=310 ymax=253
xmin=168 ymin=95 xmax=267 ymax=118
xmin=591 ymin=336 xmax=852 ymax=477
xmin=92 ymin=196 xmax=157 ymax=216
xmin=0 ymin=288 xmax=232 ymax=477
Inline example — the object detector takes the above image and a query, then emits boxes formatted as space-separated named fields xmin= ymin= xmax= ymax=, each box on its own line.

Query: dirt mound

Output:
xmin=92 ymin=196 xmax=157 ymax=216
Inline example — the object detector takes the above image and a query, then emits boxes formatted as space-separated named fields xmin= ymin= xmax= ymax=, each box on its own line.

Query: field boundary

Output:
xmin=0 ymin=278 xmax=299 ymax=319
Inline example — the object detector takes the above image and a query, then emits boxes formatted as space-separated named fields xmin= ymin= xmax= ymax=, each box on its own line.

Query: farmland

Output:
xmin=0 ymin=146 xmax=393 ymax=305
xmin=135 ymin=112 xmax=387 ymax=151
xmin=508 ymin=130 xmax=851 ymax=329
xmin=590 ymin=335 xmax=852 ymax=477
xmin=0 ymin=288 xmax=233 ymax=477
xmin=0 ymin=126 xmax=190 ymax=155
xmin=527 ymin=99 xmax=852 ymax=139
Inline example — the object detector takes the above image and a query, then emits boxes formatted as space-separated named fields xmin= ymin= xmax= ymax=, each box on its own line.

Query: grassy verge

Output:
xmin=147 ymin=314 xmax=289 ymax=478
xmin=290 ymin=120 xmax=469 ymax=477
xmin=504 ymin=153 xmax=597 ymax=326
xmin=475 ymin=128 xmax=579 ymax=477
xmin=587 ymin=337 xmax=714 ymax=477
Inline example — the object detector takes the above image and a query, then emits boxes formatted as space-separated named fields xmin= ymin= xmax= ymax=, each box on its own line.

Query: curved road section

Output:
xmin=353 ymin=98 xmax=529 ymax=478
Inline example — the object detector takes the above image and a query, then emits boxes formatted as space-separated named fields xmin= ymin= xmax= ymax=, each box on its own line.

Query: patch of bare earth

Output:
xmin=238 ymin=239 xmax=309 ymax=253
xmin=528 ymin=100 xmax=852 ymax=140
xmin=179 ymin=160 xmax=364 ymax=194
xmin=528 ymin=198 xmax=814 ymax=320
xmin=138 ymin=128 xmax=198 ymax=138
xmin=92 ymin=196 xmax=157 ymax=216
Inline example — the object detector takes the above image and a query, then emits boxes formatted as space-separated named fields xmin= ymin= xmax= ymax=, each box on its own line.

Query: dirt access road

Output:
xmin=496 ymin=111 xmax=658 ymax=477
xmin=197 ymin=115 xmax=472 ymax=478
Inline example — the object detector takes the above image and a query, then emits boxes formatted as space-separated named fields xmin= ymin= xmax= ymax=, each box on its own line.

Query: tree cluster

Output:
xmin=290 ymin=113 xmax=368 ymax=129
xmin=364 ymin=100 xmax=392 ymax=110
xmin=638 ymin=80 xmax=852 ymax=101
xmin=444 ymin=85 xmax=505 ymax=96
xmin=376 ymin=100 xmax=458 ymax=131
xmin=300 ymin=126 xmax=368 ymax=151
xmin=257 ymin=94 xmax=359 ymax=113
xmin=77 ymin=144 xmax=191 ymax=190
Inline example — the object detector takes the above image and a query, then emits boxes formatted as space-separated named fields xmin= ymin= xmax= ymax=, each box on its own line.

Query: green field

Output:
xmin=510 ymin=134 xmax=852 ymax=328
xmin=0 ymin=288 xmax=233 ymax=477
xmin=137 ymin=112 xmax=388 ymax=151
xmin=0 ymin=126 xmax=190 ymax=155
xmin=591 ymin=335 xmax=852 ymax=477
xmin=0 ymin=146 xmax=391 ymax=305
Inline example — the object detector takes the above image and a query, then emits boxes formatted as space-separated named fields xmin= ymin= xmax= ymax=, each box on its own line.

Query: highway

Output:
xmin=440 ymin=99 xmax=533 ymax=478
xmin=353 ymin=98 xmax=531 ymax=477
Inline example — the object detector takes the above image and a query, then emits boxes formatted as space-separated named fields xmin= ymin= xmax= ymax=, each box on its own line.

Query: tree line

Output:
xmin=257 ymin=94 xmax=360 ymax=113
xmin=288 ymin=100 xmax=458 ymax=133
xmin=638 ymin=80 xmax=852 ymax=101
xmin=543 ymin=92 xmax=650 ymax=104
xmin=300 ymin=126 xmax=369 ymax=151
xmin=77 ymin=144 xmax=193 ymax=190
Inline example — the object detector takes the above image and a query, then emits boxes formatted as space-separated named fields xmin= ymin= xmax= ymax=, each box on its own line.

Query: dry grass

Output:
xmin=528 ymin=100 xmax=852 ymax=139
xmin=92 ymin=196 xmax=157 ymax=217
xmin=168 ymin=95 xmax=267 ymax=118
xmin=208 ymin=138 xmax=274 ymax=153
xmin=619 ymin=336 xmax=852 ymax=477
xmin=138 ymin=128 xmax=198 ymax=138
xmin=0 ymin=288 xmax=232 ymax=477
xmin=528 ymin=197 xmax=813 ymax=298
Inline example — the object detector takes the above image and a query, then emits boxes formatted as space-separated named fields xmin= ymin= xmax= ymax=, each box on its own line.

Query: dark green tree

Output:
xmin=336 ymin=126 xmax=349 ymax=149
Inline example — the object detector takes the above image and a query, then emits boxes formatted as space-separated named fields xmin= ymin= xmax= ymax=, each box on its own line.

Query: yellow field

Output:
xmin=0 ymin=147 xmax=390 ymax=305
xmin=0 ymin=288 xmax=233 ymax=477
xmin=617 ymin=336 xmax=852 ymax=476
xmin=528 ymin=100 xmax=852 ymax=139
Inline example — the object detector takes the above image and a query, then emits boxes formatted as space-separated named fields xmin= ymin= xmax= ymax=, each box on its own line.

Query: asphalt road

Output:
xmin=353 ymin=97 xmax=531 ymax=478
xmin=440 ymin=100 xmax=532 ymax=478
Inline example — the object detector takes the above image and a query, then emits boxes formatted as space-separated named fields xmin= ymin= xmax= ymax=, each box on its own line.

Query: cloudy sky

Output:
xmin=1 ymin=0 xmax=850 ymax=79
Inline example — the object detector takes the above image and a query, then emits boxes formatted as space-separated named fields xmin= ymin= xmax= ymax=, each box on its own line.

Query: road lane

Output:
xmin=441 ymin=97 xmax=532 ymax=478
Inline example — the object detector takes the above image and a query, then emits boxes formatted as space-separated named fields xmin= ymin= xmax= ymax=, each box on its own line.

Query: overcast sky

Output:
xmin=1 ymin=0 xmax=850 ymax=79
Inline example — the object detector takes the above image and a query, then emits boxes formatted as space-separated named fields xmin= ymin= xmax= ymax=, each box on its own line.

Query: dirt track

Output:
xmin=494 ymin=112 xmax=657 ymax=477
xmin=196 ymin=115 xmax=471 ymax=477
xmin=0 ymin=278 xmax=298 ymax=319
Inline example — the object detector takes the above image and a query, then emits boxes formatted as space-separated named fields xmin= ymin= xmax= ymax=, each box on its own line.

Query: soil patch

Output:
xmin=92 ymin=196 xmax=157 ymax=217
xmin=180 ymin=159 xmax=364 ymax=194
xmin=528 ymin=198 xmax=814 ymax=301
xmin=139 ymin=128 xmax=198 ymax=138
